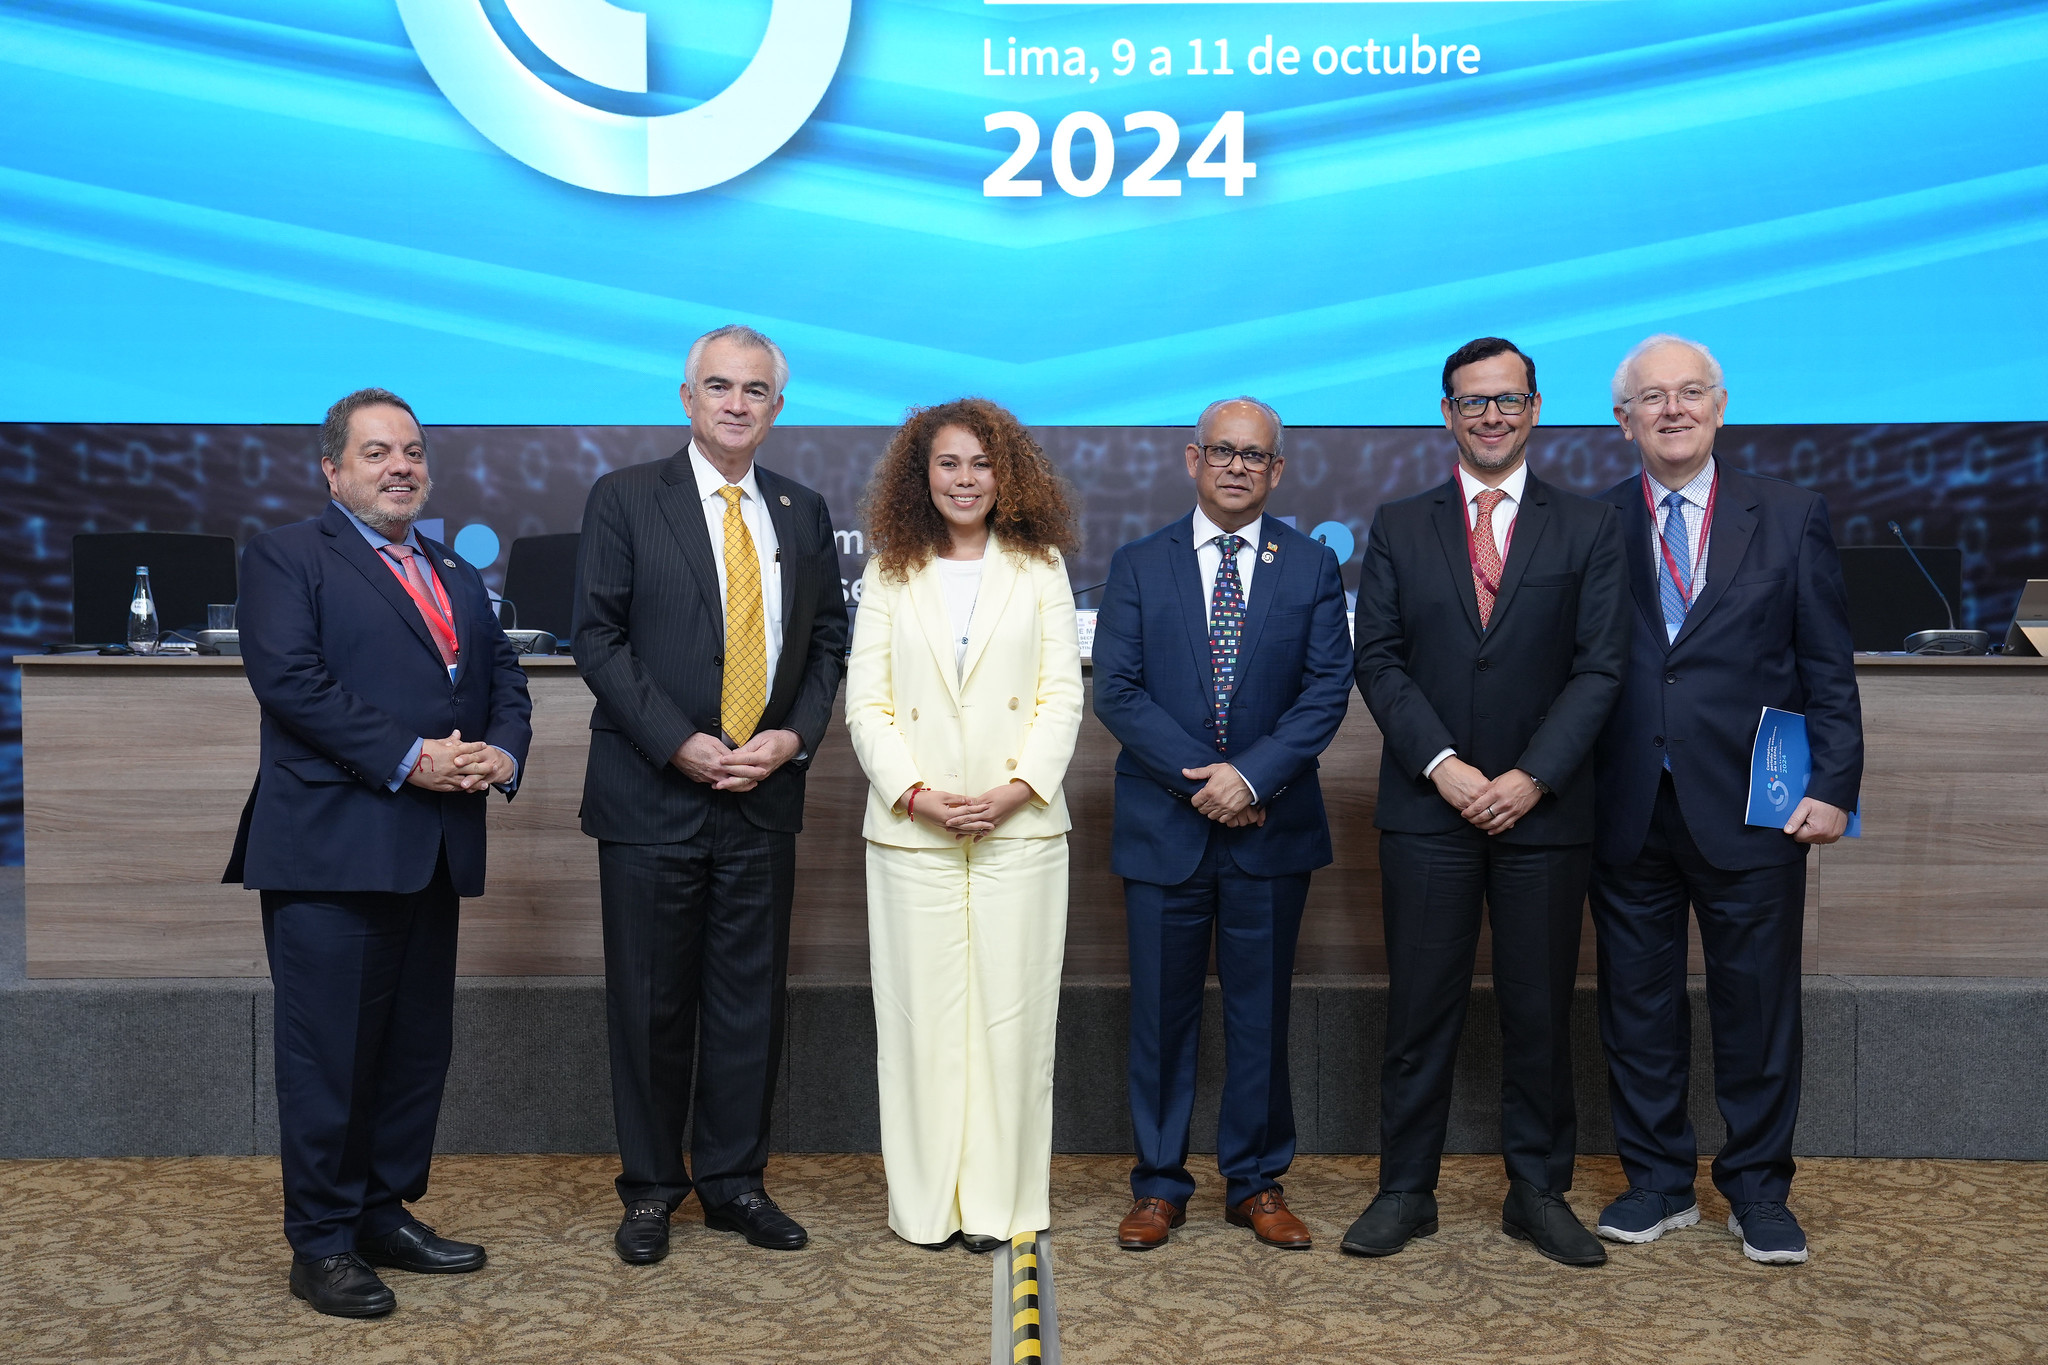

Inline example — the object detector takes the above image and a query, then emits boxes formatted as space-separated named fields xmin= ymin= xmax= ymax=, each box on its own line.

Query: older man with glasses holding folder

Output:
xmin=1587 ymin=334 xmax=1863 ymax=1266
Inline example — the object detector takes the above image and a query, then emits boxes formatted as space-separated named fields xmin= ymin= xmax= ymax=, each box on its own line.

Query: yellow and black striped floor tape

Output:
xmin=991 ymin=1230 xmax=1060 ymax=1364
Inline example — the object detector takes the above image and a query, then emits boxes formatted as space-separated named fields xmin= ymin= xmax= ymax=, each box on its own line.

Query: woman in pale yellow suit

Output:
xmin=846 ymin=398 xmax=1083 ymax=1252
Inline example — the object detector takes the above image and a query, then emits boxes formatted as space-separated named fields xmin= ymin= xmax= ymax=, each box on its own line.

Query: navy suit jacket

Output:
xmin=225 ymin=503 xmax=534 ymax=897
xmin=1354 ymin=472 xmax=1629 ymax=845
xmin=1592 ymin=462 xmax=1863 ymax=870
xmin=1094 ymin=512 xmax=1352 ymax=886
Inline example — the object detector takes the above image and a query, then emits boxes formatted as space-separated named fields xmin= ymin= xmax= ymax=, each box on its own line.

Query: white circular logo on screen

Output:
xmin=396 ymin=0 xmax=851 ymax=196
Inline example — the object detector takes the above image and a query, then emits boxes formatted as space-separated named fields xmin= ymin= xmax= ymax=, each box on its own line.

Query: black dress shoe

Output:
xmin=704 ymin=1190 xmax=808 ymax=1250
xmin=357 ymin=1220 xmax=487 ymax=1275
xmin=960 ymin=1234 xmax=1003 ymax=1255
xmin=1341 ymin=1190 xmax=1440 ymax=1256
xmin=1501 ymin=1180 xmax=1608 ymax=1267
xmin=289 ymin=1252 xmax=396 ymax=1318
xmin=615 ymin=1200 xmax=673 ymax=1265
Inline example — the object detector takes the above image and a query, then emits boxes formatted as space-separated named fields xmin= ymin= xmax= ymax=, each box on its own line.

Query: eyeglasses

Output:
xmin=1198 ymin=444 xmax=1277 ymax=472
xmin=1448 ymin=392 xmax=1535 ymax=418
xmin=1623 ymin=385 xmax=1718 ymax=412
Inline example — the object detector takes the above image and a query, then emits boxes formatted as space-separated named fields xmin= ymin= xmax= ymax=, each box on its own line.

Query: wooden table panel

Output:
xmin=19 ymin=655 xmax=2048 ymax=979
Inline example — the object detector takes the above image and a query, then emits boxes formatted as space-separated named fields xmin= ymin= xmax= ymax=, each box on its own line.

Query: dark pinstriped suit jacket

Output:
xmin=572 ymin=447 xmax=849 ymax=842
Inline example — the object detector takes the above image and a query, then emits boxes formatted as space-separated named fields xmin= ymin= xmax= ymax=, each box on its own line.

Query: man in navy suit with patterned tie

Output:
xmin=1094 ymin=397 xmax=1352 ymax=1252
xmin=227 ymin=389 xmax=531 ymax=1317
xmin=1588 ymin=336 xmax=1862 ymax=1266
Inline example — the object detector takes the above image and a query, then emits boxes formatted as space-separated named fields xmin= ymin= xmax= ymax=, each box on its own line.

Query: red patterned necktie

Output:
xmin=1471 ymin=489 xmax=1507 ymax=629
xmin=380 ymin=543 xmax=458 ymax=667
xmin=1208 ymin=533 xmax=1247 ymax=749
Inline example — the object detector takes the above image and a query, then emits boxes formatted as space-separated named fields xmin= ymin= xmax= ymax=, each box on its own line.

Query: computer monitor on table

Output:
xmin=71 ymin=532 xmax=239 ymax=644
xmin=2006 ymin=579 xmax=2048 ymax=656
xmin=1839 ymin=546 xmax=1963 ymax=653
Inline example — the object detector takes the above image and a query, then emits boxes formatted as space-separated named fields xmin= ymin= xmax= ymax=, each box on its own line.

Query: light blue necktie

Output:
xmin=1658 ymin=491 xmax=1693 ymax=642
xmin=1657 ymin=491 xmax=1693 ymax=770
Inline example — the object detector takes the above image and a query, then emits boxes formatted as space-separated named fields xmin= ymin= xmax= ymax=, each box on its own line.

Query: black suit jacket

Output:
xmin=225 ymin=503 xmax=533 ymax=896
xmin=572 ymin=448 xmax=849 ymax=842
xmin=1353 ymin=471 xmax=1629 ymax=845
xmin=1592 ymin=462 xmax=1863 ymax=870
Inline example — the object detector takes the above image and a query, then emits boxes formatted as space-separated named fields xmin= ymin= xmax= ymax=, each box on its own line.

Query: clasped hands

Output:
xmin=1183 ymin=762 xmax=1264 ymax=828
xmin=672 ymin=730 xmax=801 ymax=792
xmin=1431 ymin=756 xmax=1539 ymax=835
xmin=405 ymin=729 xmax=514 ymax=793
xmin=902 ymin=781 xmax=1035 ymax=841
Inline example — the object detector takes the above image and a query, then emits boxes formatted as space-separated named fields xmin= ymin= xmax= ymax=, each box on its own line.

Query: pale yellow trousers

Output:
xmin=865 ymin=835 xmax=1069 ymax=1244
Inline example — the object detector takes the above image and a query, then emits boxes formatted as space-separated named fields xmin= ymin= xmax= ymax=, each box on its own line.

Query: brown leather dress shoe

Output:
xmin=1117 ymin=1197 xmax=1186 ymax=1251
xmin=1227 ymin=1188 xmax=1313 ymax=1249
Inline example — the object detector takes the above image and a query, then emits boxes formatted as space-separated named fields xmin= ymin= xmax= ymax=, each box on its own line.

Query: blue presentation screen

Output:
xmin=3 ymin=0 xmax=2044 ymax=426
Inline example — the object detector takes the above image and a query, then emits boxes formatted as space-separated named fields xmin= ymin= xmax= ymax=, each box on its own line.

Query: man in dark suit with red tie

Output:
xmin=1587 ymin=335 xmax=1862 ymax=1266
xmin=573 ymin=326 xmax=849 ymax=1264
xmin=228 ymin=388 xmax=532 ymax=1317
xmin=1347 ymin=338 xmax=1629 ymax=1266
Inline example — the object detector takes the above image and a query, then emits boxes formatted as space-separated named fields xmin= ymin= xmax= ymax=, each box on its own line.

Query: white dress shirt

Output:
xmin=690 ymin=442 xmax=784 ymax=684
xmin=1192 ymin=508 xmax=1262 ymax=626
xmin=1422 ymin=462 xmax=1530 ymax=779
xmin=1457 ymin=460 xmax=1527 ymax=551
xmin=1650 ymin=457 xmax=1717 ymax=643
xmin=934 ymin=555 xmax=983 ymax=678
xmin=1190 ymin=507 xmax=1263 ymax=800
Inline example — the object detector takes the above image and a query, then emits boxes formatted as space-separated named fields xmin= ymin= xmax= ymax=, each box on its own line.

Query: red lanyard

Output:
xmin=379 ymin=546 xmax=460 ymax=661
xmin=1463 ymin=487 xmax=1518 ymax=599
xmin=1641 ymin=469 xmax=1718 ymax=609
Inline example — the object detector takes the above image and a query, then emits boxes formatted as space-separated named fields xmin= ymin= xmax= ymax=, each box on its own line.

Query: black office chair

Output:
xmin=72 ymin=532 xmax=239 ymax=644
xmin=501 ymin=532 xmax=580 ymax=640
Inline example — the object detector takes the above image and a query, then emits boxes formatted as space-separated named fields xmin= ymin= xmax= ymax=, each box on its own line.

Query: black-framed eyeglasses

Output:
xmin=1198 ymin=443 xmax=1277 ymax=472
xmin=1449 ymin=392 xmax=1536 ymax=418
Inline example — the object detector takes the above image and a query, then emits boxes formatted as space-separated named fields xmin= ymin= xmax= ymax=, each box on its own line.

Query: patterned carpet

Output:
xmin=2 ymin=1153 xmax=2044 ymax=1364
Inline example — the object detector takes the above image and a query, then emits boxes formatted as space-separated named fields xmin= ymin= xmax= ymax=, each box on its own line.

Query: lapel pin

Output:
xmin=1261 ymin=543 xmax=1276 ymax=563
xmin=442 ymin=558 xmax=457 ymax=568
xmin=779 ymin=494 xmax=791 ymax=506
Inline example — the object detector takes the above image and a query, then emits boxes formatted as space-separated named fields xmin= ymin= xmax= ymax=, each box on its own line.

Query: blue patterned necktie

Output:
xmin=1658 ymin=490 xmax=1693 ymax=641
xmin=1209 ymin=533 xmax=1247 ymax=750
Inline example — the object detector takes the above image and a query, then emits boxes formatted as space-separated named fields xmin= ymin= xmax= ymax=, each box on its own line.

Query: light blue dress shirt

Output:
xmin=334 ymin=501 xmax=518 ymax=794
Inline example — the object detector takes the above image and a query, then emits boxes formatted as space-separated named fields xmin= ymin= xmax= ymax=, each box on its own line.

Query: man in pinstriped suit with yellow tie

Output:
xmin=573 ymin=326 xmax=849 ymax=1264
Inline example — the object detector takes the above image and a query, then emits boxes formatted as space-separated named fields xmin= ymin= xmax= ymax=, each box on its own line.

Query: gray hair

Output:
xmin=1195 ymin=395 xmax=1285 ymax=456
xmin=1611 ymin=334 xmax=1725 ymax=407
xmin=685 ymin=324 xmax=789 ymax=396
xmin=320 ymin=387 xmax=422 ymax=466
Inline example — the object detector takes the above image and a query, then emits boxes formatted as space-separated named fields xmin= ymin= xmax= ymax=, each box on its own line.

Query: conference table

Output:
xmin=17 ymin=653 xmax=2048 ymax=980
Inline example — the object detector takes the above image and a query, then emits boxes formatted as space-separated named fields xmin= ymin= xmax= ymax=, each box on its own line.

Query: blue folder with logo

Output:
xmin=1746 ymin=707 xmax=1861 ymax=837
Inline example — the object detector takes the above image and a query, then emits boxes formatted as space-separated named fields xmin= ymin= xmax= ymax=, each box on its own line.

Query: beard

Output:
xmin=1461 ymin=432 xmax=1526 ymax=473
xmin=339 ymin=470 xmax=433 ymax=531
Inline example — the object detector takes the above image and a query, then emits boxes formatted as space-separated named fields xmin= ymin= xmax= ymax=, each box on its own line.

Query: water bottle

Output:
xmin=127 ymin=566 xmax=160 ymax=655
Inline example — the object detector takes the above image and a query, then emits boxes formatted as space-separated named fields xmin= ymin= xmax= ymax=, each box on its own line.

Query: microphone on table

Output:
xmin=1886 ymin=521 xmax=1989 ymax=656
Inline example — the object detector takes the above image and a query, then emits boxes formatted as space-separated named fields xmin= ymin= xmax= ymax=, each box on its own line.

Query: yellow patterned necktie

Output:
xmin=715 ymin=485 xmax=768 ymax=744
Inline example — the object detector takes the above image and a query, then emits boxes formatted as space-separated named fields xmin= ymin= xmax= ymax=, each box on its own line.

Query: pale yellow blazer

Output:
xmin=846 ymin=537 xmax=1083 ymax=849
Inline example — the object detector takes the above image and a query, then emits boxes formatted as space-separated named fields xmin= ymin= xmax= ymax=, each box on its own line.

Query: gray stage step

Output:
xmin=4 ymin=872 xmax=2043 ymax=1161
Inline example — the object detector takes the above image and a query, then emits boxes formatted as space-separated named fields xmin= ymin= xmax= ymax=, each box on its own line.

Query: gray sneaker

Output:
xmin=1596 ymin=1187 xmax=1701 ymax=1244
xmin=1728 ymin=1201 xmax=1810 ymax=1265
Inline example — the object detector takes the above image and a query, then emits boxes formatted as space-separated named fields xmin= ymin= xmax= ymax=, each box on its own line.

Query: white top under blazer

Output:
xmin=846 ymin=535 xmax=1084 ymax=849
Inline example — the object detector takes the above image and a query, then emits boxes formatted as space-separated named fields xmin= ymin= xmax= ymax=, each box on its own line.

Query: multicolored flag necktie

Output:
xmin=1208 ymin=533 xmax=1247 ymax=750
xmin=716 ymin=485 xmax=767 ymax=744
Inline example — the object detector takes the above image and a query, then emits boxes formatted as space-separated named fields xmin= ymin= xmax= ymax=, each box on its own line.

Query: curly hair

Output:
xmin=860 ymin=397 xmax=1080 ymax=580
